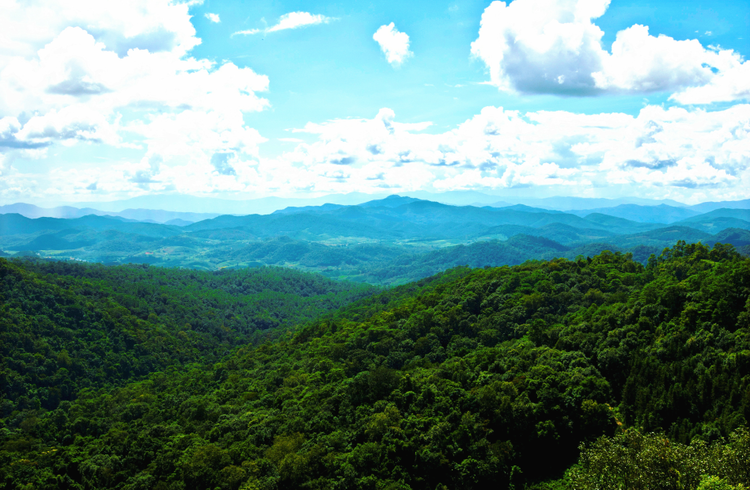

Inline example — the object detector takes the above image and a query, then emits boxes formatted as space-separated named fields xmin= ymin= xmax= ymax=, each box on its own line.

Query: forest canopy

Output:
xmin=0 ymin=259 xmax=375 ymax=415
xmin=1 ymin=241 xmax=749 ymax=489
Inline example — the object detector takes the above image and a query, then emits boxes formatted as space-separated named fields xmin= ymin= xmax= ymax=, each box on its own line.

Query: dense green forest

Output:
xmin=0 ymin=258 xmax=375 ymax=417
xmin=1 ymin=241 xmax=749 ymax=489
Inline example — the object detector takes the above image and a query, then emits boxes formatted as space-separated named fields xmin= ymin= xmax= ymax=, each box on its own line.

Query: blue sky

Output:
xmin=0 ymin=0 xmax=748 ymax=206
xmin=196 ymin=0 xmax=749 ymax=146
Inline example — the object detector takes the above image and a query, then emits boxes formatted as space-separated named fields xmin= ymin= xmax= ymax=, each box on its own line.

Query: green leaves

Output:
xmin=0 ymin=258 xmax=375 ymax=439
xmin=570 ymin=429 xmax=750 ymax=490
xmin=1 ymin=242 xmax=749 ymax=489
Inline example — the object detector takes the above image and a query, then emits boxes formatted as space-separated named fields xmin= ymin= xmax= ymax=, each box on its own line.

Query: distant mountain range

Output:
xmin=567 ymin=204 xmax=699 ymax=223
xmin=498 ymin=195 xmax=690 ymax=210
xmin=565 ymin=202 xmax=750 ymax=224
xmin=0 ymin=203 xmax=218 ymax=224
xmin=184 ymin=195 xmax=750 ymax=240
xmin=4 ymin=193 xmax=750 ymax=221
xmin=1 ymin=194 xmax=748 ymax=285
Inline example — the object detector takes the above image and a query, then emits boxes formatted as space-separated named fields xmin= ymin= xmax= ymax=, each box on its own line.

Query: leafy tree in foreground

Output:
xmin=568 ymin=429 xmax=750 ymax=490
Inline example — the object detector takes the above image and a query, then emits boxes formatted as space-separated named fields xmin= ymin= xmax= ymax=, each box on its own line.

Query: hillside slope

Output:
xmin=2 ymin=242 xmax=748 ymax=489
xmin=0 ymin=259 xmax=375 ymax=415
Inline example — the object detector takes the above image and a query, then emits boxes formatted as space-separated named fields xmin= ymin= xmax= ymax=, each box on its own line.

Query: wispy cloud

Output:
xmin=232 ymin=11 xmax=335 ymax=37
xmin=268 ymin=12 xmax=334 ymax=32
xmin=204 ymin=13 xmax=220 ymax=23
xmin=232 ymin=28 xmax=261 ymax=37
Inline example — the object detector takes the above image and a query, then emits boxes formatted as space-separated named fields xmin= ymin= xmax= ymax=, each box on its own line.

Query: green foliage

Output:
xmin=569 ymin=428 xmax=750 ymax=490
xmin=0 ymin=258 xmax=374 ymax=417
xmin=698 ymin=476 xmax=747 ymax=490
xmin=0 ymin=242 xmax=749 ymax=489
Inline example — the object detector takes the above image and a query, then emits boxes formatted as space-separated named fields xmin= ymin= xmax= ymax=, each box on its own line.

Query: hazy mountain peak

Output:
xmin=493 ymin=204 xmax=563 ymax=214
xmin=358 ymin=195 xmax=423 ymax=208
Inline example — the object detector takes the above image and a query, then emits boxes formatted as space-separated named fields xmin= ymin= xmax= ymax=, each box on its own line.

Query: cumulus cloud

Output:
xmin=0 ymin=0 xmax=200 ymax=60
xmin=470 ymin=0 xmax=750 ymax=102
xmin=671 ymin=61 xmax=750 ymax=104
xmin=0 ymin=26 xmax=269 ymax=117
xmin=4 ymin=102 xmax=749 ymax=203
xmin=126 ymin=109 xmax=266 ymax=163
xmin=204 ymin=13 xmax=220 ymax=23
xmin=373 ymin=23 xmax=413 ymax=67
xmin=2 ymin=0 xmax=747 ymax=203
xmin=0 ymin=117 xmax=27 ymax=148
xmin=263 ymin=104 xmax=750 ymax=201
xmin=233 ymin=11 xmax=335 ymax=36
xmin=72 ymin=102 xmax=742 ymax=201
xmin=0 ymin=108 xmax=112 ymax=150
xmin=0 ymin=0 xmax=272 ymax=199
xmin=15 ymin=106 xmax=119 ymax=145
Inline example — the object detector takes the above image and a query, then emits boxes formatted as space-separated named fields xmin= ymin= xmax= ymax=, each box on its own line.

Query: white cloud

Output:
xmin=258 ymin=104 xmax=750 ymax=202
xmin=15 ymin=105 xmax=119 ymax=146
xmin=3 ymin=102 xmax=749 ymax=203
xmin=0 ymin=117 xmax=22 ymax=142
xmin=0 ymin=0 xmax=200 ymax=60
xmin=0 ymin=26 xmax=269 ymax=117
xmin=204 ymin=13 xmax=220 ymax=23
xmin=470 ymin=0 xmax=750 ymax=102
xmin=471 ymin=0 xmax=610 ymax=95
xmin=2 ymin=1 xmax=747 ymax=204
xmin=233 ymin=11 xmax=335 ymax=36
xmin=373 ymin=23 xmax=413 ymax=67
xmin=594 ymin=24 xmax=719 ymax=93
xmin=267 ymin=12 xmax=334 ymax=32
xmin=0 ymin=0 xmax=272 ymax=199
xmin=232 ymin=29 xmax=261 ymax=37
xmin=127 ymin=109 xmax=266 ymax=162
xmin=671 ymin=61 xmax=750 ymax=104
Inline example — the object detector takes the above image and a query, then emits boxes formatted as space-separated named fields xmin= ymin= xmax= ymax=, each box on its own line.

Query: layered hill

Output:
xmin=569 ymin=203 xmax=700 ymax=223
xmin=1 ymin=196 xmax=749 ymax=285
xmin=0 ymin=203 xmax=218 ymax=224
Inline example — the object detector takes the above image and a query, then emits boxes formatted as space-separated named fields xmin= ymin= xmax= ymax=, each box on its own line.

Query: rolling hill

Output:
xmin=1 ymin=196 xmax=749 ymax=284
xmin=572 ymin=204 xmax=700 ymax=223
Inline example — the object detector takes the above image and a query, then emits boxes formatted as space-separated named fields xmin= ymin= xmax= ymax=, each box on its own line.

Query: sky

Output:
xmin=0 ymin=0 xmax=749 ymax=206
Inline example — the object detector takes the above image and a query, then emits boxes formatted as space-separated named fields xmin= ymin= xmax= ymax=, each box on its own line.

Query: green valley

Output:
xmin=2 ymin=197 xmax=749 ymax=286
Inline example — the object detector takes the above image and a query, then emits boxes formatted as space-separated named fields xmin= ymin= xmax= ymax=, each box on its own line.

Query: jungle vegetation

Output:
xmin=0 ymin=241 xmax=749 ymax=489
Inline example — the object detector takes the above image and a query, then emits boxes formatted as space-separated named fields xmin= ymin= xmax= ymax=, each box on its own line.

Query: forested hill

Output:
xmin=2 ymin=242 xmax=749 ymax=489
xmin=2 ymin=196 xmax=750 ymax=282
xmin=0 ymin=259 xmax=375 ymax=416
